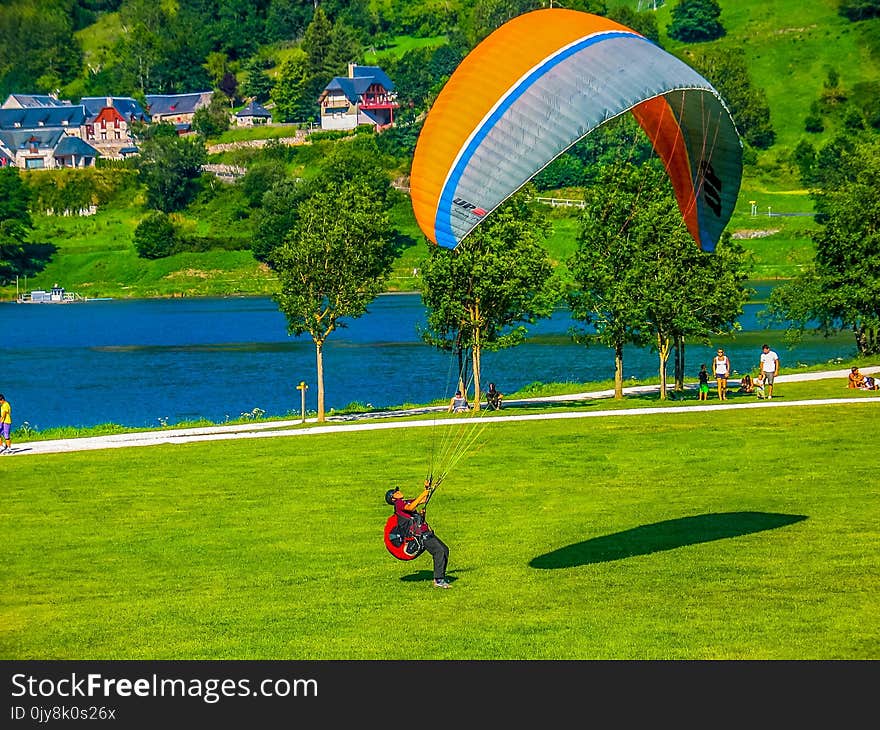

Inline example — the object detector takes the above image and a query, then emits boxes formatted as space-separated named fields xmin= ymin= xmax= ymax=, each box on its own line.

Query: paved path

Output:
xmin=6 ymin=367 xmax=879 ymax=457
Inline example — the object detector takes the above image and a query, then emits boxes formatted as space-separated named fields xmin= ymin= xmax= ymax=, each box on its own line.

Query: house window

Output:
xmin=25 ymin=158 xmax=44 ymax=169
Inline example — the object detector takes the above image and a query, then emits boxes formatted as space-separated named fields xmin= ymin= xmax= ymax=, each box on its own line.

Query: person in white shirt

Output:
xmin=712 ymin=348 xmax=731 ymax=401
xmin=759 ymin=344 xmax=780 ymax=399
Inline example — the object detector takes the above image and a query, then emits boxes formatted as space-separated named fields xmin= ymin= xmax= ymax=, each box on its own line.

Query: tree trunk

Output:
xmin=657 ymin=332 xmax=671 ymax=401
xmin=472 ymin=301 xmax=482 ymax=410
xmin=674 ymin=334 xmax=685 ymax=392
xmin=614 ymin=343 xmax=624 ymax=399
xmin=315 ymin=339 xmax=325 ymax=422
xmin=472 ymin=343 xmax=482 ymax=411
xmin=455 ymin=333 xmax=468 ymax=395
xmin=856 ymin=324 xmax=880 ymax=355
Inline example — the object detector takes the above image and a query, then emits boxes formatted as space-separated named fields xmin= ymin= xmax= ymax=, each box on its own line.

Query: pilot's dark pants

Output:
xmin=422 ymin=533 xmax=449 ymax=581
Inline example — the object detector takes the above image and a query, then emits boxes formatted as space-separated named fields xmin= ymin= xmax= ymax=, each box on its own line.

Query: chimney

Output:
xmin=106 ymin=96 xmax=113 ymax=107
xmin=348 ymin=62 xmax=356 ymax=78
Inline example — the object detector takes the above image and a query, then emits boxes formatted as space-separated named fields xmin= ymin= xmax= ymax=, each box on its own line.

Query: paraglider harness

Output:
xmin=384 ymin=478 xmax=439 ymax=561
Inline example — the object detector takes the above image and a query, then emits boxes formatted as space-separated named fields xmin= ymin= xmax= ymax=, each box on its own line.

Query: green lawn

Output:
xmin=2 ymin=386 xmax=878 ymax=660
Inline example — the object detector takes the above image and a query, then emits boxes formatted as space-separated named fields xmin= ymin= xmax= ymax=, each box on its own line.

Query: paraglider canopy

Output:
xmin=410 ymin=8 xmax=742 ymax=253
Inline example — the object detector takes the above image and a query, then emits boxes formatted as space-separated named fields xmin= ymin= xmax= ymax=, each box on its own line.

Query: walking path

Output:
xmin=6 ymin=367 xmax=879 ymax=457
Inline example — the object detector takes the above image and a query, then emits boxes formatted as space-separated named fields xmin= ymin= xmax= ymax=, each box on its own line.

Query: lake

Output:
xmin=3 ymin=289 xmax=854 ymax=430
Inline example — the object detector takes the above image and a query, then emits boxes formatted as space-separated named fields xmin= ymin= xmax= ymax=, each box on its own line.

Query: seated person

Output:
xmin=754 ymin=373 xmax=766 ymax=399
xmin=848 ymin=367 xmax=865 ymax=389
xmin=738 ymin=374 xmax=754 ymax=393
xmin=486 ymin=382 xmax=504 ymax=410
xmin=448 ymin=390 xmax=470 ymax=413
xmin=863 ymin=375 xmax=878 ymax=391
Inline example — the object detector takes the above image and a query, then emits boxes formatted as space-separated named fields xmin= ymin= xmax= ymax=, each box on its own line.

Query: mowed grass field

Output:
xmin=2 ymin=397 xmax=878 ymax=660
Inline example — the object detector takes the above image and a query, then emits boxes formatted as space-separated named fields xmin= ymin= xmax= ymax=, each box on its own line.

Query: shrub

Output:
xmin=133 ymin=212 xmax=177 ymax=259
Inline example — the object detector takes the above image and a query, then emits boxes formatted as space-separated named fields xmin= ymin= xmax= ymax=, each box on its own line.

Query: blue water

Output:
xmin=2 ymin=292 xmax=855 ymax=430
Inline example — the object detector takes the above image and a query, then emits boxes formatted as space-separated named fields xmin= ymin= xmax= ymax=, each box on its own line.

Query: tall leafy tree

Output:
xmin=241 ymin=56 xmax=275 ymax=102
xmin=137 ymin=125 xmax=207 ymax=212
xmin=838 ymin=0 xmax=880 ymax=21
xmin=271 ymin=49 xmax=310 ymax=123
xmin=567 ymin=162 xmax=658 ymax=399
xmin=302 ymin=6 xmax=334 ymax=77
xmin=0 ymin=168 xmax=33 ymax=284
xmin=113 ymin=0 xmax=169 ymax=93
xmin=767 ymin=135 xmax=880 ymax=355
xmin=637 ymin=216 xmax=751 ymax=399
xmin=325 ymin=20 xmax=363 ymax=76
xmin=667 ymin=0 xmax=725 ymax=43
xmin=191 ymin=92 xmax=233 ymax=137
xmin=419 ymin=190 xmax=559 ymax=408
xmin=252 ymin=178 xmax=304 ymax=263
xmin=607 ymin=5 xmax=660 ymax=43
xmin=265 ymin=0 xmax=313 ymax=43
xmin=270 ymin=179 xmax=396 ymax=422
xmin=0 ymin=0 xmax=84 ymax=96
xmin=682 ymin=46 xmax=775 ymax=149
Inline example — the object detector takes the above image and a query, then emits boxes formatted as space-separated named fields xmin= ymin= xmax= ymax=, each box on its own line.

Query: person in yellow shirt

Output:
xmin=0 ymin=394 xmax=11 ymax=454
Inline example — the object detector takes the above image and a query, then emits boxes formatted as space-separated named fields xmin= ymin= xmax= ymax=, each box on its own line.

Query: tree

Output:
xmin=302 ymin=6 xmax=334 ymax=78
xmin=838 ymin=0 xmax=880 ymax=21
xmin=681 ymin=46 xmax=775 ymax=149
xmin=264 ymin=0 xmax=313 ymax=43
xmin=252 ymin=178 xmax=305 ymax=263
xmin=767 ymin=135 xmax=880 ymax=356
xmin=567 ymin=162 xmax=658 ymax=399
xmin=271 ymin=179 xmax=396 ymax=422
xmin=325 ymin=20 xmax=362 ymax=77
xmin=191 ymin=92 xmax=232 ymax=138
xmin=607 ymin=5 xmax=660 ymax=43
xmin=569 ymin=159 xmax=752 ymax=398
xmin=0 ymin=1 xmax=83 ymax=97
xmin=638 ymin=222 xmax=751 ymax=399
xmin=133 ymin=211 xmax=177 ymax=259
xmin=667 ymin=0 xmax=725 ymax=43
xmin=137 ymin=125 xmax=207 ymax=213
xmin=112 ymin=0 xmax=169 ymax=93
xmin=270 ymin=49 xmax=312 ymax=123
xmin=0 ymin=167 xmax=33 ymax=284
xmin=241 ymin=56 xmax=275 ymax=103
xmin=218 ymin=71 xmax=239 ymax=106
xmin=419 ymin=191 xmax=559 ymax=408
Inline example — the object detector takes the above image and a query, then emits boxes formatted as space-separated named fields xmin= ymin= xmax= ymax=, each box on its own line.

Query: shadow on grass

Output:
xmin=400 ymin=569 xmax=466 ymax=585
xmin=530 ymin=511 xmax=808 ymax=569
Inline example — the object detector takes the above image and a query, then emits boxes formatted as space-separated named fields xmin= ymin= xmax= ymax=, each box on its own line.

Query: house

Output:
xmin=234 ymin=100 xmax=271 ymax=126
xmin=0 ymin=103 xmax=100 ymax=170
xmin=2 ymin=93 xmax=71 ymax=109
xmin=318 ymin=64 xmax=399 ymax=131
xmin=145 ymin=92 xmax=212 ymax=133
xmin=0 ymin=128 xmax=99 ymax=169
xmin=0 ymin=105 xmax=88 ymax=138
xmin=80 ymin=96 xmax=150 ymax=158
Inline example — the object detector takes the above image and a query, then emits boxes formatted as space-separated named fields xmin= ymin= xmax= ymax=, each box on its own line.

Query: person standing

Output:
xmin=385 ymin=481 xmax=451 ymax=588
xmin=759 ymin=344 xmax=780 ymax=399
xmin=712 ymin=348 xmax=731 ymax=401
xmin=0 ymin=394 xmax=11 ymax=454
xmin=698 ymin=364 xmax=710 ymax=401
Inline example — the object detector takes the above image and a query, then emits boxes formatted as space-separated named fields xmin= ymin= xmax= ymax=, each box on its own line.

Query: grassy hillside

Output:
xmin=4 ymin=0 xmax=877 ymax=301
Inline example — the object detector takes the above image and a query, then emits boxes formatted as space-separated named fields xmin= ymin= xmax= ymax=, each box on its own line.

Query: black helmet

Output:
xmin=385 ymin=488 xmax=397 ymax=505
